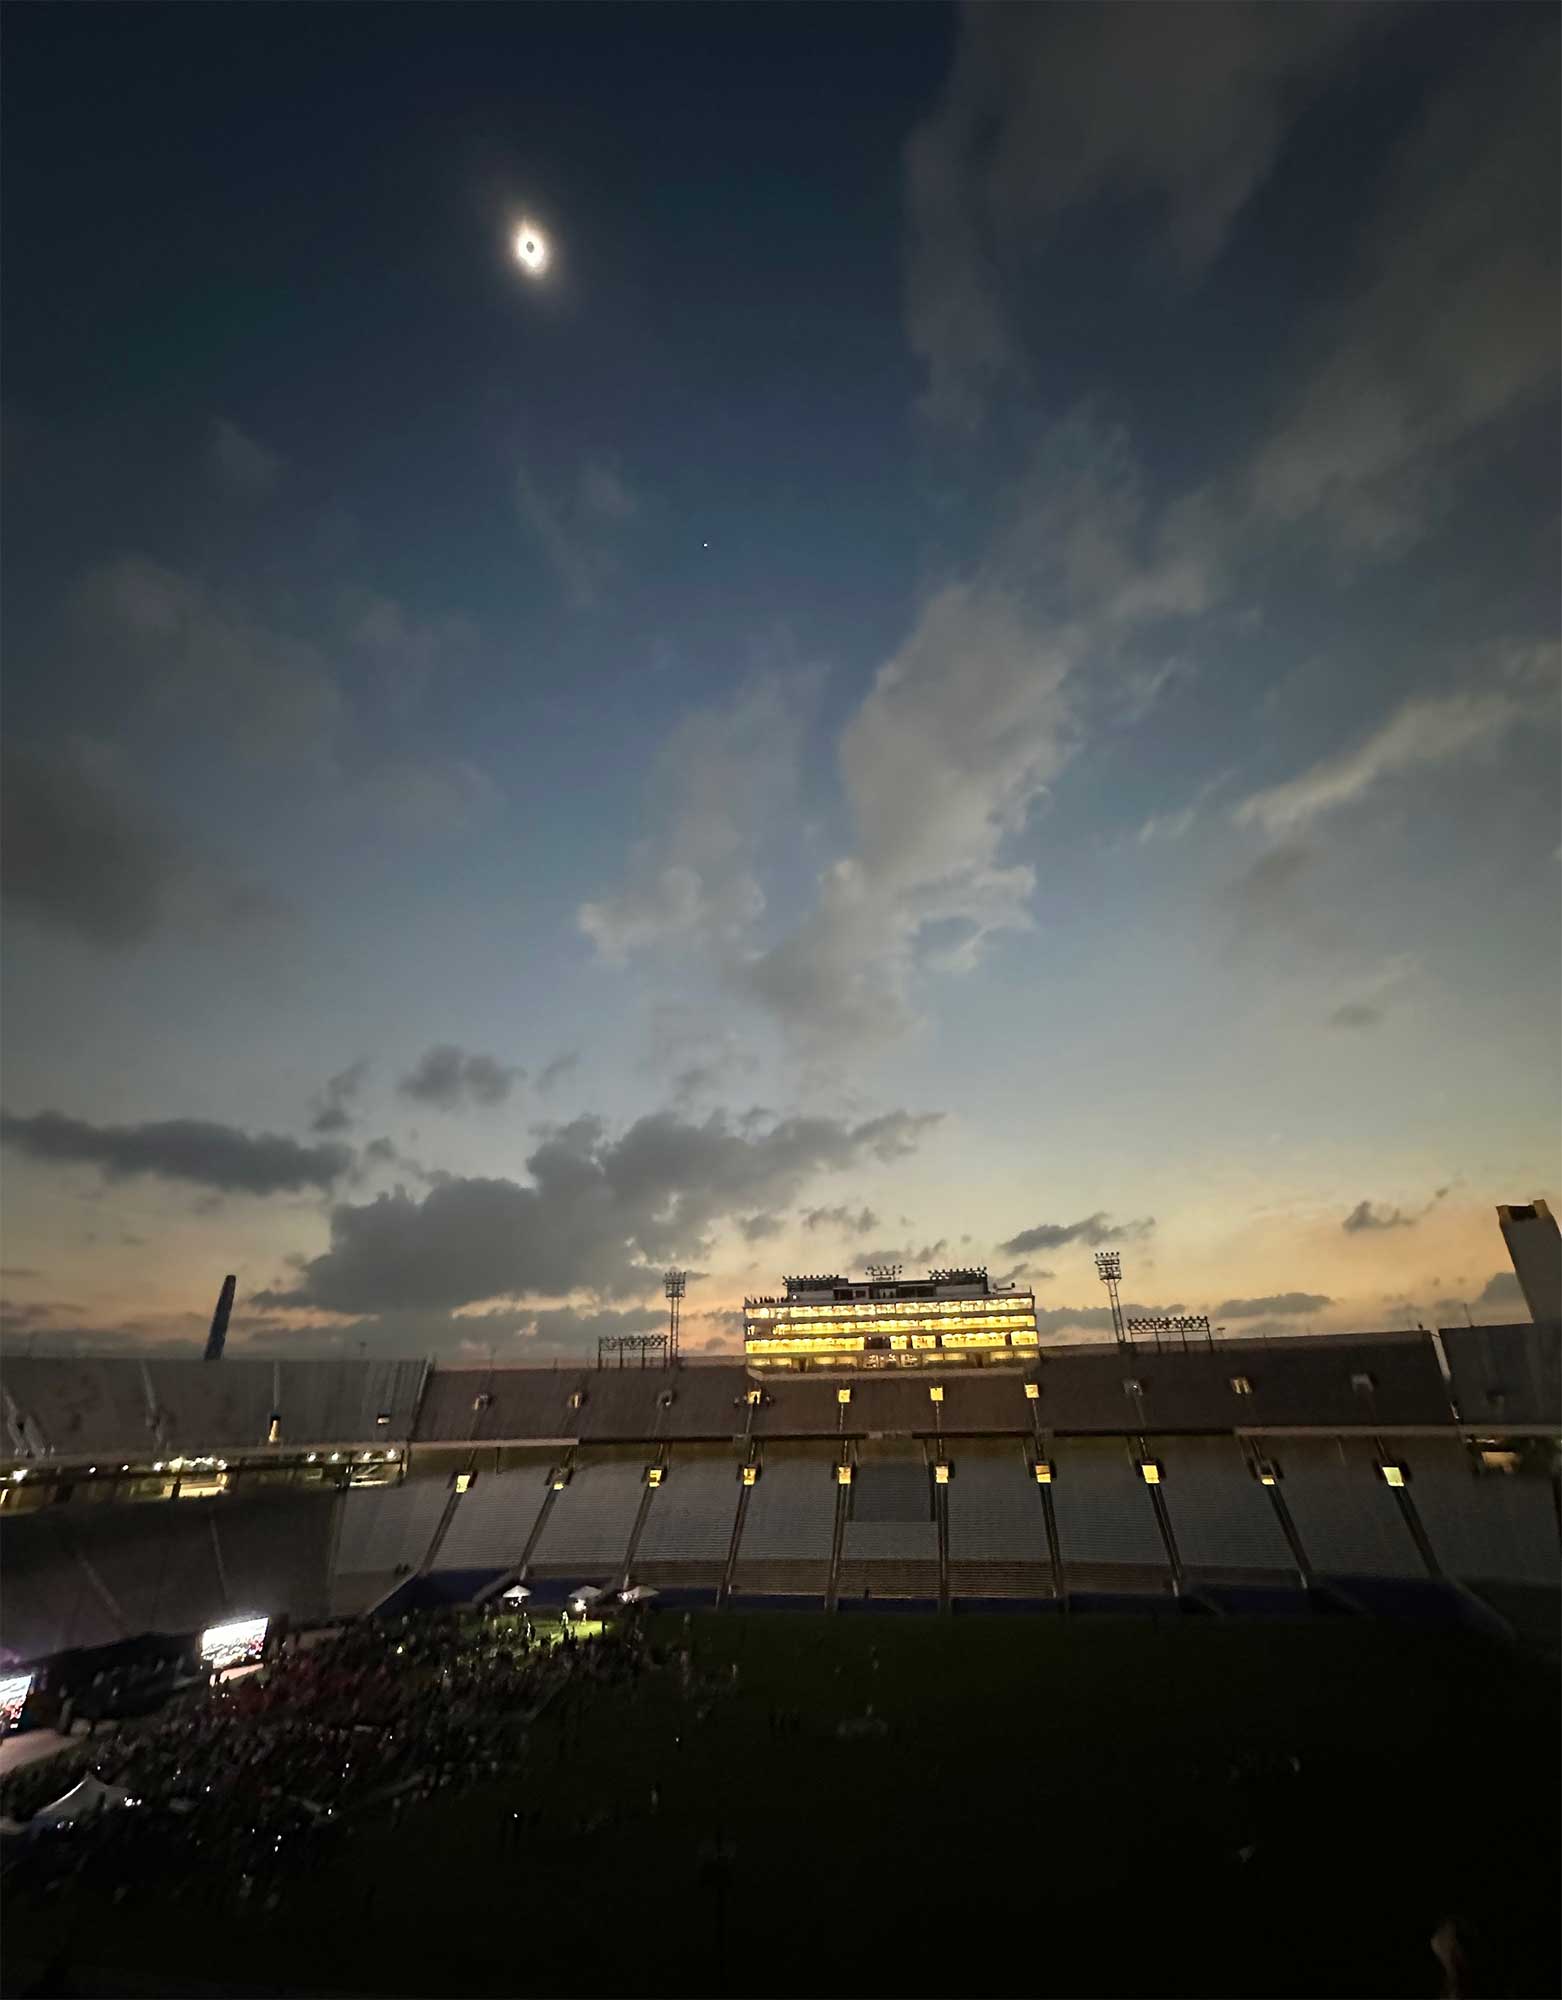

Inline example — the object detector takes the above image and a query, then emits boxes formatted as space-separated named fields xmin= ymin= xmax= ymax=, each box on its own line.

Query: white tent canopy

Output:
xmin=566 ymin=1585 xmax=607 ymax=1606
xmin=619 ymin=1585 xmax=659 ymax=1604
xmin=499 ymin=1585 xmax=532 ymax=1605
xmin=31 ymin=1776 xmax=132 ymax=1826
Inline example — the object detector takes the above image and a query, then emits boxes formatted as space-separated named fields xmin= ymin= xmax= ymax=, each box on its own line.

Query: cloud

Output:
xmin=341 ymin=588 xmax=476 ymax=719
xmin=209 ymin=417 xmax=284 ymax=497
xmin=1234 ymin=690 xmax=1528 ymax=838
xmin=579 ymin=673 xmax=812 ymax=967
xmin=536 ymin=1050 xmax=581 ymax=1095
xmin=739 ymin=1213 xmax=787 ymax=1243
xmin=0 ymin=1108 xmax=352 ymax=1195
xmin=733 ymin=424 xmax=1224 ymax=1049
xmin=78 ymin=555 xmax=343 ymax=775
xmin=1214 ymin=1291 xmax=1332 ymax=1319
xmin=997 ymin=1212 xmax=1154 ymax=1255
xmin=1477 ymin=1270 xmax=1525 ymax=1311
xmin=904 ymin=2 xmax=1375 ymax=426
xmin=1341 ymin=1200 xmax=1414 ymax=1235
xmin=578 ymin=460 xmax=637 ymax=520
xmin=354 ymin=757 xmax=503 ymax=839
xmin=801 ymin=1205 xmax=881 ymax=1237
xmin=516 ymin=456 xmax=639 ymax=610
xmin=399 ymin=1045 xmax=523 ymax=1112
xmin=1249 ymin=26 xmax=1560 ymax=549
xmin=1329 ymin=1002 xmax=1382 ymax=1030
xmin=1 ymin=737 xmax=281 ymax=952
xmin=310 ymin=1060 xmax=369 ymax=1136
xmin=266 ymin=1103 xmax=941 ymax=1315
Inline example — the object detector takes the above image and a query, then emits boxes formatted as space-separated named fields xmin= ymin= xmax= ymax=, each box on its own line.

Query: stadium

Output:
xmin=1 ymin=1241 xmax=1558 ymax=1998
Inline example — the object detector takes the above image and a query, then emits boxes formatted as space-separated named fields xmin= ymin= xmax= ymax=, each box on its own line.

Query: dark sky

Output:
xmin=2 ymin=2 xmax=1557 ymax=1361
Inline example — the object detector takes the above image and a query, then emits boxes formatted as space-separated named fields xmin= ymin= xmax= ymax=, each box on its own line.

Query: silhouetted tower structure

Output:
xmin=1094 ymin=1251 xmax=1126 ymax=1348
xmin=203 ymin=1275 xmax=237 ymax=1361
xmin=664 ymin=1268 xmax=687 ymax=1367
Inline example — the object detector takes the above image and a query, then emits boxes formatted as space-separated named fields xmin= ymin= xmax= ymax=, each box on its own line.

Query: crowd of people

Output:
xmin=0 ymin=1604 xmax=658 ymax=1912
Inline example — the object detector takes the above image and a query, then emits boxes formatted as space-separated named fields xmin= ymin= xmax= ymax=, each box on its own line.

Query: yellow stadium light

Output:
xmin=1380 ymin=1462 xmax=1406 ymax=1488
xmin=934 ymin=1462 xmax=951 ymax=1485
xmin=836 ymin=1464 xmax=853 ymax=1485
xmin=1139 ymin=1460 xmax=1162 ymax=1485
xmin=1258 ymin=1468 xmax=1278 ymax=1487
xmin=646 ymin=1466 xmax=664 ymax=1488
xmin=928 ymin=1385 xmax=944 ymax=1404
xmin=837 ymin=1388 xmax=852 ymax=1405
xmin=741 ymin=1464 xmax=758 ymax=1486
xmin=1033 ymin=1461 xmax=1053 ymax=1484
xmin=745 ymin=1389 xmax=762 ymax=1405
xmin=454 ymin=1472 xmax=474 ymax=1494
xmin=1023 ymin=1382 xmax=1040 ymax=1400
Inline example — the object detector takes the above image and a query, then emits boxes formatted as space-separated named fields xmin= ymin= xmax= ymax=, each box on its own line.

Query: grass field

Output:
xmin=4 ymin=1610 xmax=1558 ymax=1998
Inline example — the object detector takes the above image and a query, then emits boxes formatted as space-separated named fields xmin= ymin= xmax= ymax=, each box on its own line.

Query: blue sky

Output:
xmin=2 ymin=2 xmax=1556 ymax=1359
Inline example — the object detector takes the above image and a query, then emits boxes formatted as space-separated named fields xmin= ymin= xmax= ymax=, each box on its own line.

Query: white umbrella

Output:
xmin=500 ymin=1584 xmax=532 ymax=1605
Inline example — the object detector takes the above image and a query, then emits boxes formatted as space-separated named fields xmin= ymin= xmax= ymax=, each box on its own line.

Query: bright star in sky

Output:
xmin=514 ymin=220 xmax=549 ymax=276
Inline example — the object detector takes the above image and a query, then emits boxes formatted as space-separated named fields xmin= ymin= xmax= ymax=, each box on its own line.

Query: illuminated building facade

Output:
xmin=744 ymin=1266 xmax=1038 ymax=1371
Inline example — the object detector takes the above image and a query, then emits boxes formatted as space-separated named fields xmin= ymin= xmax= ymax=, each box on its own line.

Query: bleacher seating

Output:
xmin=333 ymin=1480 xmax=447 ymax=1583
xmin=947 ymin=1560 xmax=1053 ymax=1598
xmin=834 ymin=1559 xmax=939 ymax=1600
xmin=1047 ymin=1437 xmax=1171 ymax=1582
xmin=732 ymin=1445 xmax=836 ymax=1562
xmin=1274 ymin=1438 xmax=1423 ymax=1576
xmin=633 ymin=1451 xmax=741 ymax=1565
xmin=946 ymin=1440 xmax=1046 ymax=1561
xmin=526 ymin=1455 xmax=645 ymax=1575
xmin=430 ymin=1468 xmax=550 ymax=1573
xmin=210 ymin=1490 xmax=336 ymax=1626
xmin=1384 ymin=1438 xmax=1560 ymax=1588
xmin=1150 ymin=1436 xmax=1298 ymax=1577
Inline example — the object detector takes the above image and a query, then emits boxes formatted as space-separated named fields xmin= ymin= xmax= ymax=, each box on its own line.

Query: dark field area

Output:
xmin=5 ymin=1610 xmax=1558 ymax=1999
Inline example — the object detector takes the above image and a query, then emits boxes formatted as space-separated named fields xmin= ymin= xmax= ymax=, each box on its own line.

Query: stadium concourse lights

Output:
xmin=645 ymin=1466 xmax=664 ymax=1488
xmin=741 ymin=1464 xmax=759 ymax=1486
xmin=836 ymin=1463 xmax=853 ymax=1485
xmin=836 ymin=1387 xmax=852 ymax=1405
xmin=933 ymin=1462 xmax=951 ymax=1485
xmin=1023 ymin=1382 xmax=1040 ymax=1400
xmin=1032 ymin=1461 xmax=1054 ymax=1484
xmin=1138 ymin=1459 xmax=1163 ymax=1486
xmin=454 ymin=1472 xmax=474 ymax=1494
xmin=1379 ymin=1462 xmax=1407 ymax=1488
xmin=928 ymin=1385 xmax=944 ymax=1403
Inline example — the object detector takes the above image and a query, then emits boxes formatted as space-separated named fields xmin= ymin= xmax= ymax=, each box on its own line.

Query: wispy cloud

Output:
xmin=209 ymin=417 xmax=284 ymax=497
xmin=1234 ymin=689 xmax=1527 ymax=837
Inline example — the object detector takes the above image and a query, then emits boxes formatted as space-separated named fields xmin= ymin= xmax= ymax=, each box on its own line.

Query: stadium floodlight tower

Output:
xmin=1095 ymin=1251 xmax=1127 ymax=1347
xmin=664 ymin=1269 xmax=688 ymax=1368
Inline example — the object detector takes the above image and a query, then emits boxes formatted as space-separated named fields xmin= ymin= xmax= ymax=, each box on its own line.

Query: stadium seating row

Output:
xmin=5 ymin=1323 xmax=1555 ymax=1468
xmin=2 ymin=1433 xmax=1554 ymax=1662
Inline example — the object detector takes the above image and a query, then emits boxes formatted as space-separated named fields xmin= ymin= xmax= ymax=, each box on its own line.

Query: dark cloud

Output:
xmin=1223 ymin=843 xmax=1319 ymax=945
xmin=536 ymin=1050 xmax=581 ymax=1095
xmin=1329 ymin=1002 xmax=1383 ymax=1030
xmin=997 ymin=1212 xmax=1154 ymax=1256
xmin=858 ymin=1238 xmax=949 ymax=1270
xmin=1032 ymin=1300 xmax=1185 ymax=1341
xmin=264 ymin=1103 xmax=940 ymax=1315
xmin=0 ymin=1108 xmax=352 ymax=1196
xmin=310 ymin=1059 xmax=369 ymax=1135
xmin=1341 ymin=1200 xmax=1414 ymax=1234
xmin=1 ymin=739 xmax=278 ymax=951
xmin=1214 ymin=1291 xmax=1332 ymax=1319
xmin=801 ymin=1204 xmax=881 ymax=1236
xmin=399 ymin=1045 xmax=523 ymax=1111
xmin=739 ymin=1213 xmax=787 ymax=1243
xmin=1477 ymin=1270 xmax=1525 ymax=1310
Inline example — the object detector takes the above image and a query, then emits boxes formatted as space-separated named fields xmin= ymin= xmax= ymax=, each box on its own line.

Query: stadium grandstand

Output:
xmin=2 ymin=1314 xmax=1556 ymax=1658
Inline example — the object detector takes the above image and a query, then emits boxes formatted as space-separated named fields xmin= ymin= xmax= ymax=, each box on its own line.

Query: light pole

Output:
xmin=1094 ymin=1251 xmax=1126 ymax=1347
